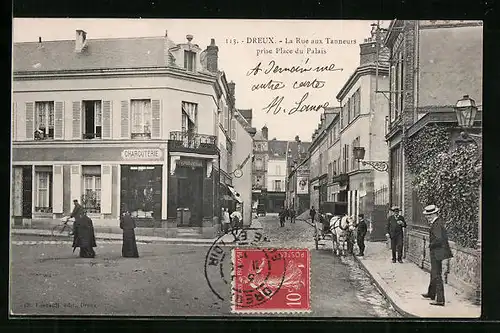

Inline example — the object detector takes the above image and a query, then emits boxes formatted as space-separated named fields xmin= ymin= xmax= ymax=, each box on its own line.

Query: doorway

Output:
xmin=22 ymin=166 xmax=33 ymax=219
xmin=176 ymin=166 xmax=204 ymax=226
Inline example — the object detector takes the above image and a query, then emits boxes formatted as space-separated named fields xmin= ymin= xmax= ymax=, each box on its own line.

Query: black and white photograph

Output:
xmin=10 ymin=18 xmax=482 ymax=318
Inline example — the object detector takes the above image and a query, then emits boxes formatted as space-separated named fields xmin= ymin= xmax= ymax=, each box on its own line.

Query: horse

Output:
xmin=330 ymin=215 xmax=357 ymax=256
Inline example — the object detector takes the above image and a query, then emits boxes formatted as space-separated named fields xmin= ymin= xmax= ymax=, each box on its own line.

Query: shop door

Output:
xmin=22 ymin=166 xmax=32 ymax=218
xmin=177 ymin=167 xmax=204 ymax=226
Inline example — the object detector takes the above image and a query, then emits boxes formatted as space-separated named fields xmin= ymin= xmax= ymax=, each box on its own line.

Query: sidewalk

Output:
xmin=11 ymin=219 xmax=265 ymax=246
xmin=354 ymin=241 xmax=481 ymax=318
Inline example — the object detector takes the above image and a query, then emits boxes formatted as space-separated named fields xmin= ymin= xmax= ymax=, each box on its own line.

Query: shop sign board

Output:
xmin=121 ymin=149 xmax=163 ymax=160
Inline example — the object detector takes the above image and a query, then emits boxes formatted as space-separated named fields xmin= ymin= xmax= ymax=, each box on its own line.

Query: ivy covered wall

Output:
xmin=404 ymin=124 xmax=481 ymax=248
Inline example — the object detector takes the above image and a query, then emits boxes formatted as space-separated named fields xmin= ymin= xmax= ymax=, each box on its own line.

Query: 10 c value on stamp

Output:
xmin=231 ymin=248 xmax=310 ymax=314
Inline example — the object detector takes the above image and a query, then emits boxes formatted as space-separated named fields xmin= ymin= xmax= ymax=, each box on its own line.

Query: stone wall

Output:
xmin=407 ymin=227 xmax=480 ymax=302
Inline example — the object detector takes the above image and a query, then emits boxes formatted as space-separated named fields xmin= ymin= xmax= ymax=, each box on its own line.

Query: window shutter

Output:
xmin=101 ymin=165 xmax=112 ymax=214
xmin=72 ymin=101 xmax=81 ymax=139
xmin=54 ymin=101 xmax=64 ymax=140
xmin=25 ymin=102 xmax=34 ymax=140
xmin=121 ymin=100 xmax=129 ymax=138
xmin=70 ymin=165 xmax=82 ymax=204
xmin=231 ymin=118 xmax=237 ymax=142
xmin=12 ymin=102 xmax=16 ymax=141
xmin=102 ymin=100 xmax=112 ymax=139
xmin=151 ymin=99 xmax=161 ymax=139
xmin=52 ymin=165 xmax=64 ymax=213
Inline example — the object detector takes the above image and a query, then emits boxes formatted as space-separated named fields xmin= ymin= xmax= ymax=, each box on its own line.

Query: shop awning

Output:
xmin=227 ymin=185 xmax=243 ymax=203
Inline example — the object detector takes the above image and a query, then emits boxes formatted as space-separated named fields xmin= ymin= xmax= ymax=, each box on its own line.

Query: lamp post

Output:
xmin=353 ymin=146 xmax=389 ymax=172
xmin=453 ymin=94 xmax=481 ymax=305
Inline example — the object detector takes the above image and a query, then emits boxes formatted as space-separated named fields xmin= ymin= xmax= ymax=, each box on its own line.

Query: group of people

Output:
xmin=220 ymin=204 xmax=243 ymax=234
xmin=70 ymin=199 xmax=140 ymax=259
xmin=278 ymin=206 xmax=296 ymax=227
xmin=308 ymin=203 xmax=452 ymax=306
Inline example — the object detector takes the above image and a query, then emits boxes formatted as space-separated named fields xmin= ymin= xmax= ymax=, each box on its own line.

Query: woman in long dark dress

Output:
xmin=120 ymin=211 xmax=139 ymax=258
xmin=72 ymin=214 xmax=97 ymax=258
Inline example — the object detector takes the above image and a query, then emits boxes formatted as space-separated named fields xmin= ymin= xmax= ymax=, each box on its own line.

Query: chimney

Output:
xmin=228 ymin=81 xmax=236 ymax=108
xmin=38 ymin=37 xmax=42 ymax=43
xmin=359 ymin=25 xmax=389 ymax=67
xmin=186 ymin=34 xmax=193 ymax=43
xmin=75 ymin=30 xmax=87 ymax=53
xmin=295 ymin=135 xmax=300 ymax=142
xmin=247 ymin=127 xmax=257 ymax=137
xmin=206 ymin=38 xmax=219 ymax=73
xmin=261 ymin=125 xmax=268 ymax=140
xmin=165 ymin=30 xmax=168 ymax=37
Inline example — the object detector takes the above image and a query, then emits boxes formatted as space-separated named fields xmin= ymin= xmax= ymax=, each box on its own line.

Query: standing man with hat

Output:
xmin=421 ymin=204 xmax=453 ymax=306
xmin=386 ymin=206 xmax=406 ymax=263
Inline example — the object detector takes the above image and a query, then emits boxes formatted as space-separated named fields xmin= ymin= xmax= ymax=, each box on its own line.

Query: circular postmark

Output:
xmin=204 ymin=227 xmax=286 ymax=308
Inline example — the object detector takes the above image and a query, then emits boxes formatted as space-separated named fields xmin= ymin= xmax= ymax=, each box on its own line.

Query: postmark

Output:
xmin=232 ymin=248 xmax=311 ymax=313
xmin=204 ymin=227 xmax=276 ymax=303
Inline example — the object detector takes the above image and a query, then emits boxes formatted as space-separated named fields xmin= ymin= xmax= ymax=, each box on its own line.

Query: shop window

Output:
xmin=82 ymin=100 xmax=102 ymax=139
xmin=121 ymin=165 xmax=162 ymax=219
xmin=34 ymin=101 xmax=54 ymax=140
xmin=184 ymin=50 xmax=196 ymax=72
xmin=34 ymin=167 xmax=52 ymax=213
xmin=131 ymin=99 xmax=152 ymax=139
xmin=82 ymin=165 xmax=101 ymax=214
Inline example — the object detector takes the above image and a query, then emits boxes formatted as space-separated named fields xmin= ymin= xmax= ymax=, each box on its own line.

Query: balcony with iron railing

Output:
xmin=168 ymin=131 xmax=218 ymax=155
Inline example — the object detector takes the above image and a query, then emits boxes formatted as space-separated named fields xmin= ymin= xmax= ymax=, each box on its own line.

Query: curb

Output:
xmin=353 ymin=255 xmax=417 ymax=318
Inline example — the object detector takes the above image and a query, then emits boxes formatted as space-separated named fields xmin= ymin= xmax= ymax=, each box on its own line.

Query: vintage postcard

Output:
xmin=10 ymin=18 xmax=482 ymax=318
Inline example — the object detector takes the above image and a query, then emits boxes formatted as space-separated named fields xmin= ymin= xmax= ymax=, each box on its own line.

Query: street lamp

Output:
xmin=454 ymin=94 xmax=481 ymax=305
xmin=353 ymin=146 xmax=389 ymax=172
xmin=454 ymin=95 xmax=480 ymax=146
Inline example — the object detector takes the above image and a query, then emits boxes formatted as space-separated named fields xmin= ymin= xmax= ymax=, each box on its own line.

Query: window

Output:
xmin=328 ymin=162 xmax=333 ymax=177
xmin=35 ymin=168 xmax=52 ymax=213
xmin=390 ymin=145 xmax=402 ymax=208
xmin=342 ymin=144 xmax=350 ymax=173
xmin=333 ymin=160 xmax=337 ymax=176
xmin=257 ymin=144 xmax=262 ymax=151
xmin=340 ymin=106 xmax=344 ymax=128
xmin=182 ymin=101 xmax=198 ymax=135
xmin=131 ymin=99 xmax=152 ymax=139
xmin=255 ymin=158 xmax=263 ymax=170
xmin=353 ymin=89 xmax=361 ymax=118
xmin=391 ymin=50 xmax=404 ymax=122
xmin=347 ymin=99 xmax=351 ymax=124
xmin=231 ymin=118 xmax=237 ymax=141
xmin=352 ymin=137 xmax=360 ymax=170
xmin=184 ymin=50 xmax=196 ymax=71
xmin=82 ymin=166 xmax=101 ymax=213
xmin=82 ymin=100 xmax=102 ymax=139
xmin=274 ymin=180 xmax=282 ymax=192
xmin=34 ymin=101 xmax=54 ymax=140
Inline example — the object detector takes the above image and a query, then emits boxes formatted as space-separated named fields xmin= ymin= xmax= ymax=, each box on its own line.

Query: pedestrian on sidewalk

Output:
xmin=71 ymin=199 xmax=97 ymax=258
xmin=310 ymin=206 xmax=317 ymax=224
xmin=385 ymin=206 xmax=406 ymax=263
xmin=356 ymin=214 xmax=368 ymax=256
xmin=421 ymin=204 xmax=453 ymax=306
xmin=120 ymin=210 xmax=139 ymax=258
xmin=279 ymin=207 xmax=286 ymax=227
xmin=222 ymin=207 xmax=231 ymax=233
xmin=230 ymin=206 xmax=243 ymax=230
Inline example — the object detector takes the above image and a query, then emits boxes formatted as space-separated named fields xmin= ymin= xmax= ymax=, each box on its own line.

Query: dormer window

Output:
xmin=184 ymin=50 xmax=196 ymax=71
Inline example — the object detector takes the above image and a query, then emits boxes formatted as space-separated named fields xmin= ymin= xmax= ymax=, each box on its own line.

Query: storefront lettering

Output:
xmin=177 ymin=159 xmax=204 ymax=168
xmin=121 ymin=149 xmax=163 ymax=160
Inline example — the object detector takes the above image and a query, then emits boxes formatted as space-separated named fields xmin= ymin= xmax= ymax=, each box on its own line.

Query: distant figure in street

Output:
xmin=279 ymin=207 xmax=286 ymax=227
xmin=230 ymin=205 xmax=243 ymax=229
xmin=421 ymin=205 xmax=453 ymax=306
xmin=356 ymin=214 xmax=368 ymax=256
xmin=310 ymin=206 xmax=317 ymax=224
xmin=386 ymin=206 xmax=407 ymax=263
xmin=222 ymin=208 xmax=231 ymax=233
xmin=290 ymin=208 xmax=296 ymax=224
xmin=71 ymin=203 xmax=96 ymax=258
xmin=120 ymin=210 xmax=139 ymax=258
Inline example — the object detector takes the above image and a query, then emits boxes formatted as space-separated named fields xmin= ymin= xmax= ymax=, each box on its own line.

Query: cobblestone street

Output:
xmin=10 ymin=215 xmax=399 ymax=317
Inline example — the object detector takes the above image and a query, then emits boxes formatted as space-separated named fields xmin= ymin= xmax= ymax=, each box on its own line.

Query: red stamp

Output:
xmin=231 ymin=248 xmax=310 ymax=313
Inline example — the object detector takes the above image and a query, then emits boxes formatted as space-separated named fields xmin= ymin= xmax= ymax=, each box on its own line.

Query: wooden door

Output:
xmin=22 ymin=166 xmax=32 ymax=218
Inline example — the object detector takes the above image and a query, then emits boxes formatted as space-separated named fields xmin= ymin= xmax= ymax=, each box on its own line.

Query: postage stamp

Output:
xmin=231 ymin=248 xmax=311 ymax=313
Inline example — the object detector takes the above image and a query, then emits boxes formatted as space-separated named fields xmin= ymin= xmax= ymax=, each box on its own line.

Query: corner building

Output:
xmin=11 ymin=30 xmax=232 ymax=228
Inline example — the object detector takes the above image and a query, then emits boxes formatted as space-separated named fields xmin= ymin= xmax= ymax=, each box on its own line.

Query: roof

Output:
xmin=252 ymin=130 xmax=266 ymax=141
xmin=286 ymin=140 xmax=311 ymax=168
xmin=14 ymin=36 xmax=191 ymax=72
xmin=268 ymin=140 xmax=288 ymax=159
xmin=238 ymin=109 xmax=253 ymax=120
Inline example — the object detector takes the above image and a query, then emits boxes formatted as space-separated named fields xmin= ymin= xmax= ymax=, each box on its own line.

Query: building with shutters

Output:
xmin=11 ymin=30 xmax=243 ymax=231
xmin=285 ymin=136 xmax=311 ymax=215
xmin=265 ymin=138 xmax=287 ymax=213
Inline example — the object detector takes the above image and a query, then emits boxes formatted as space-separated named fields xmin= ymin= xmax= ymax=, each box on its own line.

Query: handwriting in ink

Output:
xmin=246 ymin=58 xmax=343 ymax=76
xmin=262 ymin=92 xmax=330 ymax=115
xmin=251 ymin=80 xmax=286 ymax=91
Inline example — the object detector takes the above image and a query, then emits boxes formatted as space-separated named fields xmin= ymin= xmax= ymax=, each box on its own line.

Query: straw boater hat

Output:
xmin=390 ymin=206 xmax=400 ymax=212
xmin=423 ymin=205 xmax=440 ymax=215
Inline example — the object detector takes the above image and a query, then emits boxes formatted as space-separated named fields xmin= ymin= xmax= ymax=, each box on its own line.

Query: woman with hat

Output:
xmin=385 ymin=206 xmax=406 ymax=263
xmin=421 ymin=204 xmax=453 ymax=306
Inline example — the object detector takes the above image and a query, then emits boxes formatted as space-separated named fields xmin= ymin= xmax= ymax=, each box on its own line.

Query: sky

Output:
xmin=13 ymin=18 xmax=391 ymax=141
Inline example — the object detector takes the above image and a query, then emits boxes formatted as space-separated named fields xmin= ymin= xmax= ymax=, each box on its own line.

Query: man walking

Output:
xmin=310 ymin=206 xmax=317 ymax=224
xmin=290 ymin=208 xmax=296 ymax=224
xmin=385 ymin=206 xmax=406 ymax=263
xmin=279 ymin=206 xmax=286 ymax=227
xmin=356 ymin=214 xmax=368 ymax=256
xmin=421 ymin=205 xmax=453 ymax=306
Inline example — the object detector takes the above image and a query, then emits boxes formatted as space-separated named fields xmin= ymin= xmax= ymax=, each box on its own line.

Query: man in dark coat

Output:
xmin=421 ymin=205 xmax=453 ymax=306
xmin=290 ymin=208 xmax=296 ymax=224
xmin=279 ymin=207 xmax=286 ymax=227
xmin=120 ymin=211 xmax=139 ymax=258
xmin=356 ymin=214 xmax=368 ymax=256
xmin=70 ymin=199 xmax=85 ymax=219
xmin=310 ymin=206 xmax=317 ymax=224
xmin=385 ymin=206 xmax=406 ymax=263
xmin=72 ymin=214 xmax=97 ymax=258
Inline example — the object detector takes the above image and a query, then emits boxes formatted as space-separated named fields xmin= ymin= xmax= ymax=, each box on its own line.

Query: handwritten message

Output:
xmin=245 ymin=57 xmax=344 ymax=115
